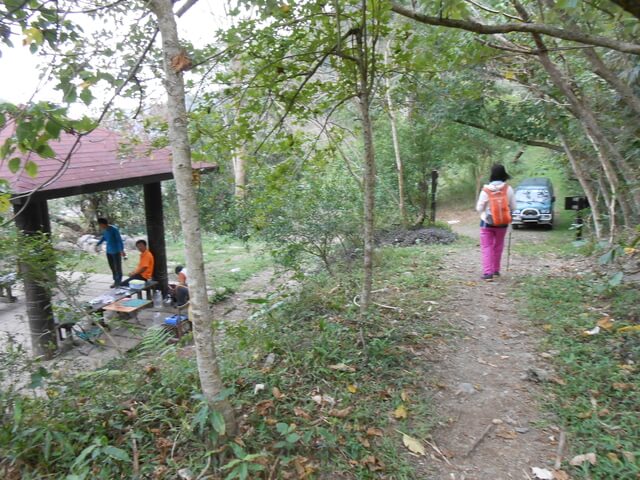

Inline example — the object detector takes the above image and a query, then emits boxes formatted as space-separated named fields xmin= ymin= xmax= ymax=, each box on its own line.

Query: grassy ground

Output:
xmin=65 ymin=235 xmax=271 ymax=294
xmin=511 ymin=209 xmax=582 ymax=257
xmin=2 ymin=244 xmax=452 ymax=479
xmin=521 ymin=277 xmax=639 ymax=479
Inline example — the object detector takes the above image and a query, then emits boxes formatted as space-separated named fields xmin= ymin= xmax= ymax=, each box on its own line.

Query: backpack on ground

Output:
xmin=483 ymin=185 xmax=512 ymax=226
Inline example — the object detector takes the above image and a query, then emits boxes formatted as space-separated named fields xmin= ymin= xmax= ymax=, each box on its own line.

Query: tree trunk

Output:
xmin=413 ymin=170 xmax=429 ymax=228
xmin=582 ymin=48 xmax=640 ymax=118
xmin=560 ymin=136 xmax=603 ymax=240
xmin=150 ymin=0 xmax=236 ymax=434
xmin=609 ymin=0 xmax=640 ymax=20
xmin=355 ymin=35 xmax=376 ymax=314
xmin=533 ymin=41 xmax=639 ymax=222
xmin=384 ymin=43 xmax=408 ymax=227
xmin=232 ymin=146 xmax=247 ymax=199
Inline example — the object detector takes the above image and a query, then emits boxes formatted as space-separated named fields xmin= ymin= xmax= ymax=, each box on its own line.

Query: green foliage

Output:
xmin=253 ymin=163 xmax=362 ymax=273
xmin=522 ymin=278 xmax=640 ymax=479
xmin=1 ymin=242 xmax=450 ymax=478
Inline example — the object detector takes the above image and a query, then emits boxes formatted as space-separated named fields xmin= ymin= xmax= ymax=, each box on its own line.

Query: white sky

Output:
xmin=0 ymin=0 xmax=230 ymax=113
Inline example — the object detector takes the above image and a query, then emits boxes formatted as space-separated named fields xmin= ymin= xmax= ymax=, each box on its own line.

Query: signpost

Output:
xmin=430 ymin=169 xmax=439 ymax=224
xmin=564 ymin=196 xmax=589 ymax=240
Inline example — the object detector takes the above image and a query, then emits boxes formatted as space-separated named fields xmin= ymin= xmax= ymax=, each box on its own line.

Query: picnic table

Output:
xmin=103 ymin=297 xmax=152 ymax=322
xmin=84 ymin=280 xmax=159 ymax=313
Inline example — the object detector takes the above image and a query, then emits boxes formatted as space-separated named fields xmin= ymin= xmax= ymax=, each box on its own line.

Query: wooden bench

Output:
xmin=130 ymin=280 xmax=159 ymax=300
xmin=0 ymin=273 xmax=17 ymax=303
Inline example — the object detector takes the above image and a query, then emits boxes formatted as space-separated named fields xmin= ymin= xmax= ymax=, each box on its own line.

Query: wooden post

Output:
xmin=13 ymin=199 xmax=57 ymax=358
xmin=430 ymin=169 xmax=439 ymax=224
xmin=143 ymin=182 xmax=169 ymax=295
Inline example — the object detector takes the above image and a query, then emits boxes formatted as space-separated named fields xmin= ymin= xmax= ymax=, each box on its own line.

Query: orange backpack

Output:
xmin=483 ymin=185 xmax=512 ymax=226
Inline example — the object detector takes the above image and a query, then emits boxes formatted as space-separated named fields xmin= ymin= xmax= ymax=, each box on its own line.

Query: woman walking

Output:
xmin=476 ymin=165 xmax=516 ymax=280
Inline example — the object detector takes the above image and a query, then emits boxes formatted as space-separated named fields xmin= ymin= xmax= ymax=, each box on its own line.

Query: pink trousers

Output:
xmin=480 ymin=227 xmax=508 ymax=275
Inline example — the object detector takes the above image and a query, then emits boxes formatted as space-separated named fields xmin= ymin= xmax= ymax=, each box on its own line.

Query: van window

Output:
xmin=516 ymin=189 xmax=550 ymax=203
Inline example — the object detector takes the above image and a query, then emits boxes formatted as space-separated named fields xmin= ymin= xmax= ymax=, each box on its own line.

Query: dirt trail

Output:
xmin=415 ymin=213 xmax=563 ymax=479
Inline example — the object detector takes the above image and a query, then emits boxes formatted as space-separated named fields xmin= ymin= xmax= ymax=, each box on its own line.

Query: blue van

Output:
xmin=511 ymin=178 xmax=555 ymax=229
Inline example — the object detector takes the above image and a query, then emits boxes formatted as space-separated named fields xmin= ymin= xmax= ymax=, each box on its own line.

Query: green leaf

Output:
xmin=211 ymin=387 xmax=235 ymax=402
xmin=103 ymin=446 xmax=130 ymax=462
xmin=73 ymin=116 xmax=96 ymax=132
xmin=29 ymin=366 xmax=51 ymax=388
xmin=24 ymin=160 xmax=38 ymax=177
xmin=286 ymin=432 xmax=301 ymax=443
xmin=80 ymin=88 xmax=94 ymax=106
xmin=72 ymin=444 xmax=98 ymax=467
xmin=247 ymin=298 xmax=269 ymax=304
xmin=45 ymin=121 xmax=62 ymax=138
xmin=15 ymin=121 xmax=34 ymax=142
xmin=608 ymin=271 xmax=623 ymax=287
xmin=275 ymin=422 xmax=289 ymax=434
xmin=36 ymin=143 xmax=56 ymax=158
xmin=210 ymin=410 xmax=226 ymax=435
xmin=0 ymin=194 xmax=10 ymax=214
xmin=63 ymin=85 xmax=77 ymax=104
xmin=599 ymin=249 xmax=614 ymax=265
xmin=8 ymin=157 xmax=21 ymax=173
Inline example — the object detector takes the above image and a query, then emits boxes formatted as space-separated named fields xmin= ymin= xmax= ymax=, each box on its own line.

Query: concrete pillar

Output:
xmin=13 ymin=198 xmax=57 ymax=358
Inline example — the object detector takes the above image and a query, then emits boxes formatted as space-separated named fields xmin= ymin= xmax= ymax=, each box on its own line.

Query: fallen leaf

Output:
xmin=328 ymin=407 xmax=353 ymax=418
xmin=293 ymin=407 xmax=311 ymax=420
xmin=606 ymin=452 xmax=620 ymax=463
xmin=622 ymin=451 xmax=635 ymax=462
xmin=347 ymin=384 xmax=358 ymax=394
xmin=531 ymin=467 xmax=554 ymax=480
xmin=255 ymin=400 xmax=274 ymax=416
xmin=552 ymin=470 xmax=570 ymax=480
xmin=400 ymin=390 xmax=410 ymax=402
xmin=617 ymin=325 xmax=640 ymax=333
xmin=293 ymin=456 xmax=316 ymax=479
xmin=357 ymin=436 xmax=371 ymax=448
xmin=569 ymin=452 xmax=597 ymax=466
xmin=543 ymin=324 xmax=553 ymax=332
xmin=597 ymin=317 xmax=615 ymax=330
xmin=311 ymin=394 xmax=335 ymax=406
xmin=265 ymin=417 xmax=277 ymax=425
xmin=583 ymin=326 xmax=600 ymax=336
xmin=361 ymin=455 xmax=385 ymax=471
xmin=272 ymin=387 xmax=285 ymax=399
xmin=495 ymin=427 xmax=518 ymax=440
xmin=612 ymin=382 xmax=632 ymax=391
xmin=366 ymin=427 xmax=384 ymax=437
xmin=401 ymin=433 xmax=425 ymax=456
xmin=394 ymin=404 xmax=408 ymax=419
xmin=328 ymin=363 xmax=356 ymax=372
xmin=477 ymin=357 xmax=498 ymax=367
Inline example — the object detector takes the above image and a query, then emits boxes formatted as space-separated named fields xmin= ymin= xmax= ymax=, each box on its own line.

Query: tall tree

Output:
xmin=149 ymin=0 xmax=237 ymax=433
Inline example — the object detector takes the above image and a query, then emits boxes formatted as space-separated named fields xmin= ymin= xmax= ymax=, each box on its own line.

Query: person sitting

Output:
xmin=169 ymin=265 xmax=190 ymax=306
xmin=121 ymin=239 xmax=154 ymax=286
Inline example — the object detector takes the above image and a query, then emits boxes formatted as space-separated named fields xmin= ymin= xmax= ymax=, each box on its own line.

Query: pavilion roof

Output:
xmin=0 ymin=125 xmax=217 ymax=200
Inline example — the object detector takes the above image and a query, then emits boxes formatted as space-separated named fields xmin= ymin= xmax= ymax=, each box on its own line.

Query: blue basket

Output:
xmin=163 ymin=314 xmax=188 ymax=326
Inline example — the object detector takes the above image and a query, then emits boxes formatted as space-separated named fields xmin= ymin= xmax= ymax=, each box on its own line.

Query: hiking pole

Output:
xmin=506 ymin=225 xmax=513 ymax=271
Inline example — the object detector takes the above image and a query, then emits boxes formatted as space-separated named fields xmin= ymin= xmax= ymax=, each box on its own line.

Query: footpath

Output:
xmin=414 ymin=216 xmax=565 ymax=479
